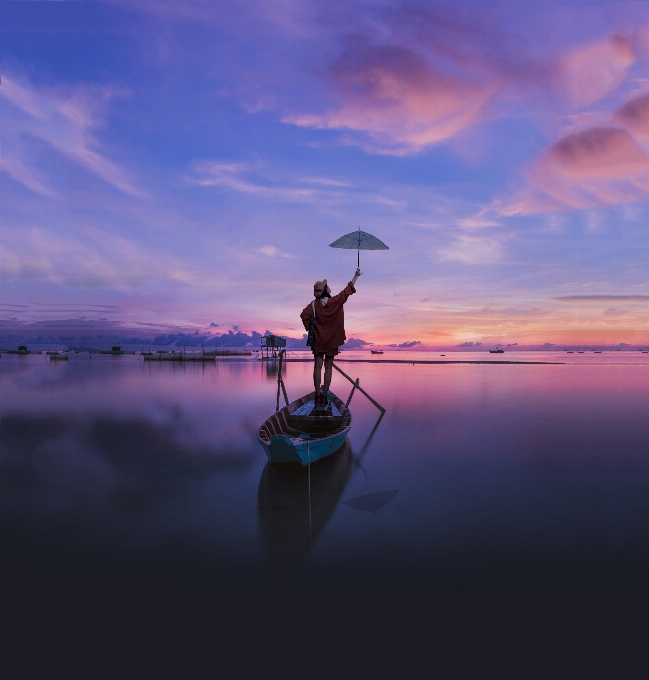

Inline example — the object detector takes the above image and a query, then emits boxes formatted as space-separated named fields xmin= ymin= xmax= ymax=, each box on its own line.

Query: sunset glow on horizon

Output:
xmin=2 ymin=1 xmax=649 ymax=347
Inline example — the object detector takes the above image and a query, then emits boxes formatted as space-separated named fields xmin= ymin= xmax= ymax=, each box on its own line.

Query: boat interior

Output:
xmin=258 ymin=391 xmax=351 ymax=442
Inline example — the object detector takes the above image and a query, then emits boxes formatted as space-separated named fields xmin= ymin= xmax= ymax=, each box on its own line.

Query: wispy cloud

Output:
xmin=188 ymin=160 xmax=318 ymax=202
xmin=257 ymin=245 xmax=295 ymax=259
xmin=0 ymin=154 xmax=58 ymax=198
xmin=187 ymin=158 xmax=405 ymax=209
xmin=437 ymin=234 xmax=510 ymax=265
xmin=1 ymin=225 xmax=191 ymax=289
xmin=0 ymin=73 xmax=145 ymax=197
xmin=555 ymin=295 xmax=649 ymax=302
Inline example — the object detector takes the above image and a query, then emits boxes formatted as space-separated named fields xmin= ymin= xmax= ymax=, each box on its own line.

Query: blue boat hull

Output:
xmin=257 ymin=391 xmax=352 ymax=466
xmin=258 ymin=429 xmax=351 ymax=465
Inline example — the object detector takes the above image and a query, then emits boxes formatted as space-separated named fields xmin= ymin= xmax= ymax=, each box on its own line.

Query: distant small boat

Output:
xmin=258 ymin=392 xmax=352 ymax=466
xmin=370 ymin=350 xmax=384 ymax=354
xmin=567 ymin=351 xmax=574 ymax=353
xmin=489 ymin=348 xmax=505 ymax=354
xmin=47 ymin=351 xmax=68 ymax=360
xmin=594 ymin=351 xmax=602 ymax=354
xmin=577 ymin=351 xmax=585 ymax=353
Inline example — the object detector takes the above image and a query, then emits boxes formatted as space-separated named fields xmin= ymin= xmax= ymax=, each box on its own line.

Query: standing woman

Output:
xmin=301 ymin=268 xmax=362 ymax=406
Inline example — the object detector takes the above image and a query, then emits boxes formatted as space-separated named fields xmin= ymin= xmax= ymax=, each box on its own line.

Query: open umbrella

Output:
xmin=329 ymin=227 xmax=389 ymax=269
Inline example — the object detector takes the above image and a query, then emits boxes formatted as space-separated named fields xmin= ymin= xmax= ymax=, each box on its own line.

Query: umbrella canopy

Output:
xmin=329 ymin=228 xmax=389 ymax=268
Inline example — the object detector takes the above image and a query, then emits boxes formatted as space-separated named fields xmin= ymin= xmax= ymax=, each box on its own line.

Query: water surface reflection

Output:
xmin=257 ymin=440 xmax=354 ymax=571
xmin=2 ymin=354 xmax=648 ymax=579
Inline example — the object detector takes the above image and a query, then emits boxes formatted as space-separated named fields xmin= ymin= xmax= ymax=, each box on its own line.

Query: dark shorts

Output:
xmin=313 ymin=348 xmax=339 ymax=358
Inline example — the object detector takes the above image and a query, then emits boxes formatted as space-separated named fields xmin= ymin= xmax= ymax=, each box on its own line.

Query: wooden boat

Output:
xmin=370 ymin=350 xmax=384 ymax=354
xmin=47 ymin=351 xmax=68 ymax=360
xmin=257 ymin=391 xmax=352 ymax=466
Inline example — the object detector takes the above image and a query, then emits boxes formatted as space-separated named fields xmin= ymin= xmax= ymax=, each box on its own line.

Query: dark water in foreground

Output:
xmin=2 ymin=354 xmax=649 ymax=675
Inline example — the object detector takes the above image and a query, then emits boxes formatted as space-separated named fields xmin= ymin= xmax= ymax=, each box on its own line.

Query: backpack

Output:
xmin=306 ymin=301 xmax=316 ymax=346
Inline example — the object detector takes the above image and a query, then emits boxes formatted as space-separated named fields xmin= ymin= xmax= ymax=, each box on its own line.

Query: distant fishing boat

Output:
xmin=489 ymin=348 xmax=505 ymax=354
xmin=370 ymin=350 xmax=383 ymax=354
xmin=47 ymin=351 xmax=68 ymax=360
xmin=257 ymin=391 xmax=352 ymax=466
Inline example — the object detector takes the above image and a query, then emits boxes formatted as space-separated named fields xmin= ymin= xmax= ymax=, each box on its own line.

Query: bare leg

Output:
xmin=322 ymin=355 xmax=334 ymax=401
xmin=313 ymin=354 xmax=324 ymax=401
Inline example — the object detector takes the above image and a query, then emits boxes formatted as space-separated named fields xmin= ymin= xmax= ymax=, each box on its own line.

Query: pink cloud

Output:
xmin=283 ymin=45 xmax=497 ymax=155
xmin=546 ymin=127 xmax=649 ymax=178
xmin=614 ymin=92 xmax=649 ymax=139
xmin=495 ymin=127 xmax=649 ymax=215
xmin=555 ymin=35 xmax=635 ymax=106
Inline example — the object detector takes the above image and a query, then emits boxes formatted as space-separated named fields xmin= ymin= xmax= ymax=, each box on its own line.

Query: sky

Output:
xmin=2 ymin=0 xmax=649 ymax=346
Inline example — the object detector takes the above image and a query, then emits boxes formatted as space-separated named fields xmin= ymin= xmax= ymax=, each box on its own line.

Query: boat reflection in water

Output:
xmin=257 ymin=439 xmax=354 ymax=571
xmin=257 ymin=412 xmax=389 ymax=571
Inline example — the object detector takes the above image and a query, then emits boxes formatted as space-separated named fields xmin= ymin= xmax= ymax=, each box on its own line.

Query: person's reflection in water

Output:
xmin=257 ymin=440 xmax=354 ymax=572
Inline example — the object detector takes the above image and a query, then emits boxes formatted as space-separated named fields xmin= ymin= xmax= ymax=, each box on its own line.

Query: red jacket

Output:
xmin=300 ymin=282 xmax=356 ymax=354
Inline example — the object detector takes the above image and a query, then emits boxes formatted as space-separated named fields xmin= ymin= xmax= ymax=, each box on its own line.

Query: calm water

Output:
xmin=2 ymin=353 xmax=649 ymax=673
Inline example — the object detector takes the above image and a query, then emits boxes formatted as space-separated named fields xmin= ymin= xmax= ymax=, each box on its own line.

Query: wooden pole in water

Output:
xmin=276 ymin=350 xmax=288 ymax=411
xmin=346 ymin=378 xmax=359 ymax=408
xmin=333 ymin=363 xmax=385 ymax=413
xmin=276 ymin=352 xmax=283 ymax=411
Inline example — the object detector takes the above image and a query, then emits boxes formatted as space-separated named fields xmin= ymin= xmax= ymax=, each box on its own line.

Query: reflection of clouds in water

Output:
xmin=16 ymin=364 xmax=69 ymax=388
xmin=31 ymin=432 xmax=115 ymax=511
xmin=140 ymin=403 xmax=183 ymax=428
xmin=1 ymin=414 xmax=255 ymax=536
